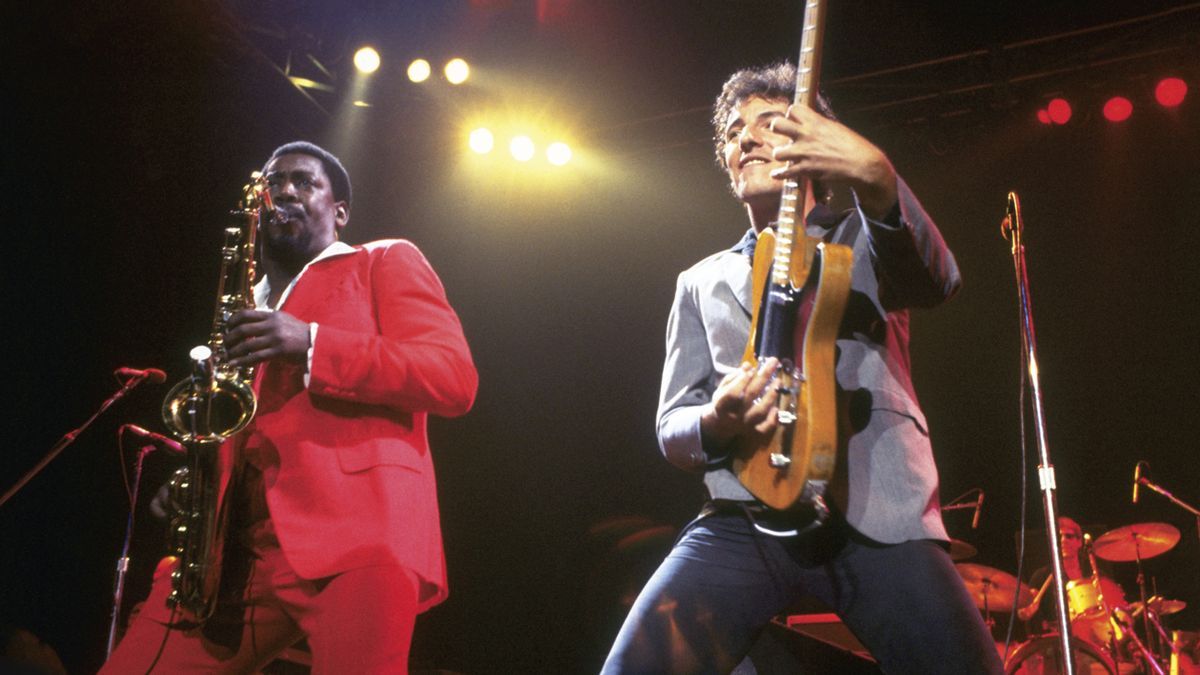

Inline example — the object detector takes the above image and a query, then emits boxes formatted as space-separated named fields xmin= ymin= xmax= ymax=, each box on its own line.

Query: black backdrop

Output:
xmin=4 ymin=2 xmax=1199 ymax=672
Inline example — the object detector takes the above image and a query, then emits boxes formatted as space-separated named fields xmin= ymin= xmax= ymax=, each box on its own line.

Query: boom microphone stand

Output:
xmin=1002 ymin=192 xmax=1076 ymax=675
xmin=0 ymin=367 xmax=164 ymax=508
xmin=1134 ymin=461 xmax=1200 ymax=542
xmin=1134 ymin=460 xmax=1200 ymax=671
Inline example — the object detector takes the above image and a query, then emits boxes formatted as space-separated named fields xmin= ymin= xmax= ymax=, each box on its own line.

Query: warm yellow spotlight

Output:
xmin=444 ymin=58 xmax=470 ymax=85
xmin=407 ymin=59 xmax=431 ymax=83
xmin=509 ymin=135 xmax=535 ymax=162
xmin=354 ymin=47 xmax=381 ymax=74
xmin=287 ymin=76 xmax=334 ymax=92
xmin=353 ymin=100 xmax=372 ymax=108
xmin=469 ymin=128 xmax=494 ymax=154
xmin=546 ymin=142 xmax=572 ymax=166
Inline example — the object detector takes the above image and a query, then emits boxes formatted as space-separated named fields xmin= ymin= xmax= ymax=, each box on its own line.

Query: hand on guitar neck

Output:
xmin=700 ymin=357 xmax=781 ymax=453
xmin=767 ymin=104 xmax=899 ymax=221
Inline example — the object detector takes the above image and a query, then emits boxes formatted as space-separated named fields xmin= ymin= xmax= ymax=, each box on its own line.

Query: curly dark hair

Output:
xmin=711 ymin=61 xmax=835 ymax=170
xmin=266 ymin=141 xmax=352 ymax=211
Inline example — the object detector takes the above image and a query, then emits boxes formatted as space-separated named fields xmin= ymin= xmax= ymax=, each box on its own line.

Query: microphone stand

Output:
xmin=1139 ymin=467 xmax=1200 ymax=670
xmin=941 ymin=487 xmax=984 ymax=528
xmin=1137 ymin=472 xmax=1200 ymax=543
xmin=106 ymin=444 xmax=154 ymax=657
xmin=0 ymin=373 xmax=154 ymax=508
xmin=1002 ymin=192 xmax=1076 ymax=675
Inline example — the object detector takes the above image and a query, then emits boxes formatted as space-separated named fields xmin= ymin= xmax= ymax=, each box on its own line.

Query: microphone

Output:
xmin=121 ymin=424 xmax=184 ymax=453
xmin=972 ymin=490 xmax=985 ymax=529
xmin=1001 ymin=191 xmax=1022 ymax=242
xmin=1132 ymin=461 xmax=1146 ymax=504
xmin=115 ymin=367 xmax=167 ymax=384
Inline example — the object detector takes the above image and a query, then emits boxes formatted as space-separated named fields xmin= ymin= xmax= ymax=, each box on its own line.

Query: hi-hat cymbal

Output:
xmin=955 ymin=563 xmax=1033 ymax=613
xmin=1092 ymin=522 xmax=1181 ymax=562
xmin=948 ymin=539 xmax=977 ymax=561
xmin=1131 ymin=596 xmax=1188 ymax=617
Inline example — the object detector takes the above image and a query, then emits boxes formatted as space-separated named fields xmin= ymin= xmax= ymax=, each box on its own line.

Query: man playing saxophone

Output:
xmin=101 ymin=141 xmax=478 ymax=673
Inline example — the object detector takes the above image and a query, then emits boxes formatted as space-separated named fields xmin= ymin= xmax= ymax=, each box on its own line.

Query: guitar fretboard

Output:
xmin=770 ymin=0 xmax=827 ymax=287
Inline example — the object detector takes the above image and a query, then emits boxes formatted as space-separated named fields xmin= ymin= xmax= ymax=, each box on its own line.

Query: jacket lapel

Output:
xmin=728 ymin=254 xmax=753 ymax=317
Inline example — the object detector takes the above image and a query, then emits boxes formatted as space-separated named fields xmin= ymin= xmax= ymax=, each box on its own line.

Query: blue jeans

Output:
xmin=602 ymin=510 xmax=1003 ymax=674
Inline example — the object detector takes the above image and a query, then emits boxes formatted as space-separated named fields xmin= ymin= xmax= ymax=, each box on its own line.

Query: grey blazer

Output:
xmin=656 ymin=178 xmax=961 ymax=544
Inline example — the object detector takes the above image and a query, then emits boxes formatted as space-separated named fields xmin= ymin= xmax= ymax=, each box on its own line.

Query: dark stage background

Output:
xmin=4 ymin=2 xmax=1199 ymax=672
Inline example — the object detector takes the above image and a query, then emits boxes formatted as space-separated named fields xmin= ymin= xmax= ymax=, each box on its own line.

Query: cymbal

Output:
xmin=1092 ymin=522 xmax=1181 ymax=562
xmin=955 ymin=563 xmax=1033 ymax=613
xmin=948 ymin=539 xmax=977 ymax=561
xmin=1131 ymin=596 xmax=1188 ymax=617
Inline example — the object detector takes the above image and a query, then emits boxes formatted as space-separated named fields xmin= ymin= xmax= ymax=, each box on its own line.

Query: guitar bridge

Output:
xmin=769 ymin=453 xmax=792 ymax=468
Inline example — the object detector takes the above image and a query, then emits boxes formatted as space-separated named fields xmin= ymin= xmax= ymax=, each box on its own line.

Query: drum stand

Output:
xmin=1110 ymin=605 xmax=1166 ymax=675
xmin=1132 ymin=539 xmax=1156 ymax=655
xmin=981 ymin=587 xmax=996 ymax=636
xmin=1127 ymin=541 xmax=1176 ymax=675
xmin=1095 ymin=533 xmax=1169 ymax=675
xmin=1140 ymin=607 xmax=1178 ymax=669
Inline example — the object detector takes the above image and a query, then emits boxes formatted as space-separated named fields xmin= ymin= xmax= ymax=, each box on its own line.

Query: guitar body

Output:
xmin=734 ymin=234 xmax=853 ymax=512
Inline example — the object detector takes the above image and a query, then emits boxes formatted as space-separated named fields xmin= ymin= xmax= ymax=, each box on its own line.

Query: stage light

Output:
xmin=1047 ymin=98 xmax=1072 ymax=125
xmin=353 ymin=100 xmax=372 ymax=108
xmin=1036 ymin=109 xmax=1052 ymax=125
xmin=407 ymin=59 xmax=431 ymax=83
xmin=509 ymin=135 xmax=535 ymax=162
xmin=546 ymin=141 xmax=572 ymax=166
xmin=469 ymin=128 xmax=494 ymax=154
xmin=1155 ymin=77 xmax=1187 ymax=107
xmin=287 ymin=76 xmax=334 ymax=92
xmin=445 ymin=58 xmax=470 ymax=85
xmin=1103 ymin=96 xmax=1133 ymax=122
xmin=354 ymin=47 xmax=381 ymax=74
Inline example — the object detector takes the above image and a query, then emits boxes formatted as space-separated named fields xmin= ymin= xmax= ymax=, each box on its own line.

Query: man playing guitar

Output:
xmin=601 ymin=62 xmax=1001 ymax=674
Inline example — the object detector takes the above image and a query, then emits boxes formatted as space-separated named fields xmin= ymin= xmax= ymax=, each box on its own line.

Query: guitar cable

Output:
xmin=1001 ymin=292 xmax=1033 ymax=663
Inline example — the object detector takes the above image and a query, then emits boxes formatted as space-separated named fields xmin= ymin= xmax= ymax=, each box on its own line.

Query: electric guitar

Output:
xmin=733 ymin=0 xmax=854 ymax=514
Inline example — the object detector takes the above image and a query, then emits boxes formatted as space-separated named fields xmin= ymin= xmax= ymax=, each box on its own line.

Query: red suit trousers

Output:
xmin=100 ymin=539 xmax=419 ymax=674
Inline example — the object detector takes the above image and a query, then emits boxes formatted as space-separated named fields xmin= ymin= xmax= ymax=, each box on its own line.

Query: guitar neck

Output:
xmin=770 ymin=0 xmax=828 ymax=288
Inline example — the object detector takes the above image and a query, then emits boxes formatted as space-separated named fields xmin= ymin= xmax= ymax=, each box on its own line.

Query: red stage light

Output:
xmin=1047 ymin=98 xmax=1072 ymax=124
xmin=1103 ymin=97 xmax=1133 ymax=122
xmin=1036 ymin=109 xmax=1051 ymax=125
xmin=1155 ymin=77 xmax=1187 ymax=107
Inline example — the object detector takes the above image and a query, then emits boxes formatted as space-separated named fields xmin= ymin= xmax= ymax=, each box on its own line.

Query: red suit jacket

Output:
xmin=238 ymin=239 xmax=477 ymax=612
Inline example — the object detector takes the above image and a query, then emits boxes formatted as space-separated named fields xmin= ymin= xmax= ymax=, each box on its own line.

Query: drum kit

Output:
xmin=952 ymin=522 xmax=1196 ymax=674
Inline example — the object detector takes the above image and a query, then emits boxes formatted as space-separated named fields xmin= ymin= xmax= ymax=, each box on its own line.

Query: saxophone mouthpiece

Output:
xmin=257 ymin=182 xmax=287 ymax=224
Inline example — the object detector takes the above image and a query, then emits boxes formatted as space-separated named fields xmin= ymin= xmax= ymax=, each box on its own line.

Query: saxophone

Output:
xmin=159 ymin=174 xmax=275 ymax=621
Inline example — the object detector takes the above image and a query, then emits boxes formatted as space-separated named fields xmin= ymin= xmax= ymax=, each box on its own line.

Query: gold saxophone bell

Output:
xmin=161 ymin=345 xmax=258 ymax=444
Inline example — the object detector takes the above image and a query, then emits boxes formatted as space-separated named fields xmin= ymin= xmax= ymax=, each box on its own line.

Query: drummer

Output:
xmin=1019 ymin=517 xmax=1128 ymax=627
